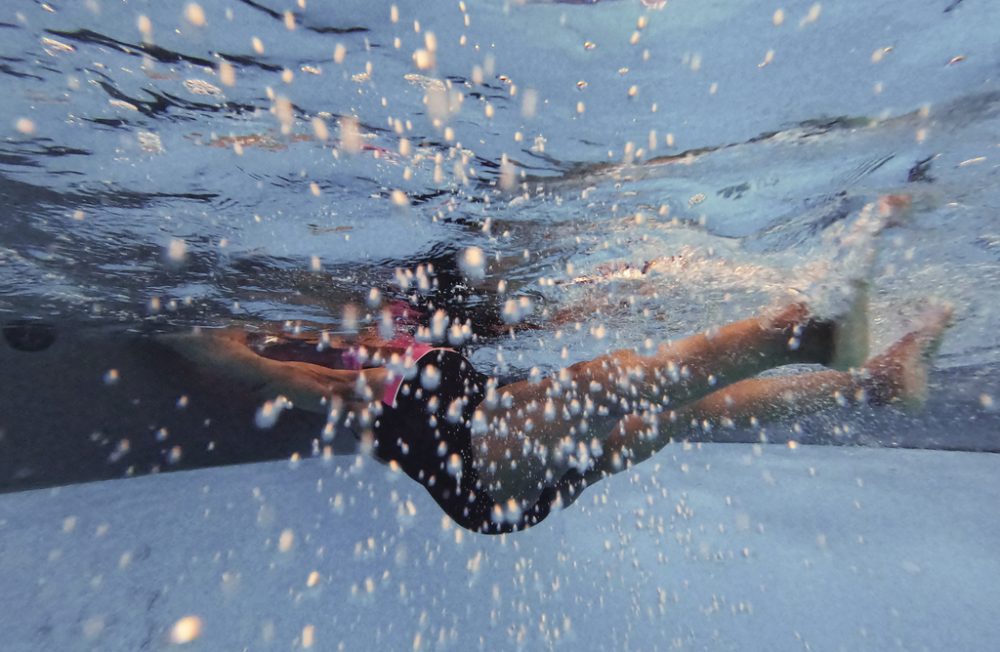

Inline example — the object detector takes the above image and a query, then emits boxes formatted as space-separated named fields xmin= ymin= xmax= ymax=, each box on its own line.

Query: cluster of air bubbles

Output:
xmin=386 ymin=351 xmax=421 ymax=383
xmin=448 ymin=320 xmax=473 ymax=346
xmin=430 ymin=310 xmax=449 ymax=341
xmin=395 ymin=264 xmax=438 ymax=293
xmin=470 ymin=409 xmax=489 ymax=436
xmin=502 ymin=297 xmax=534 ymax=324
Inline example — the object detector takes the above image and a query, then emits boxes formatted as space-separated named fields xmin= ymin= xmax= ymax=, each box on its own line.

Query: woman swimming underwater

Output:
xmin=161 ymin=279 xmax=952 ymax=534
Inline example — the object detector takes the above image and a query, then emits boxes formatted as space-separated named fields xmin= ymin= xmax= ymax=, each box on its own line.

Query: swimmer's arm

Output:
xmin=159 ymin=328 xmax=388 ymax=414
xmin=255 ymin=363 xmax=388 ymax=415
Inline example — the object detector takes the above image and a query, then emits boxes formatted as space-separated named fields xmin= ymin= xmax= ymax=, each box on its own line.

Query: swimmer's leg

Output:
xmin=591 ymin=304 xmax=951 ymax=473
xmin=591 ymin=284 xmax=866 ymax=408
xmin=477 ymin=289 xmax=869 ymax=503
xmin=497 ymin=286 xmax=869 ymax=436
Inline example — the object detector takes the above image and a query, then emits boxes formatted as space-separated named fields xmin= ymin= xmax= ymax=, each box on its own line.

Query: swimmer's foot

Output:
xmin=877 ymin=193 xmax=914 ymax=229
xmin=863 ymin=303 xmax=954 ymax=409
xmin=829 ymin=278 xmax=870 ymax=371
xmin=796 ymin=229 xmax=875 ymax=370
xmin=774 ymin=278 xmax=870 ymax=370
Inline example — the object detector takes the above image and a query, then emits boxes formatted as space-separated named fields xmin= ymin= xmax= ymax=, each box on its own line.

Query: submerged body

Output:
xmin=0 ymin=280 xmax=953 ymax=533
xmin=159 ymin=288 xmax=950 ymax=533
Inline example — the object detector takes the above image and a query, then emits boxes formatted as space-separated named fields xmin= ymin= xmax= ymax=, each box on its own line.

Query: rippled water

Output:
xmin=2 ymin=0 xmax=999 ymax=440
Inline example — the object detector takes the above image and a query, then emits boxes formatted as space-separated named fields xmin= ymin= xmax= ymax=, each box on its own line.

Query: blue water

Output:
xmin=2 ymin=2 xmax=1000 ymax=650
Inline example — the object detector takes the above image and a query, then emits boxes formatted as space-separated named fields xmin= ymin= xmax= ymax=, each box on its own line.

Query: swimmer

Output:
xmin=162 ymin=284 xmax=953 ymax=534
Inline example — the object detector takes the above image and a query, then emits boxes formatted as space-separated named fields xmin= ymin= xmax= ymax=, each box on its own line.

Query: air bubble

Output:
xmin=184 ymin=3 xmax=206 ymax=27
xmin=458 ymin=247 xmax=486 ymax=281
xmin=421 ymin=365 xmax=441 ymax=391
xmin=255 ymin=396 xmax=292 ymax=429
xmin=169 ymin=616 xmax=203 ymax=644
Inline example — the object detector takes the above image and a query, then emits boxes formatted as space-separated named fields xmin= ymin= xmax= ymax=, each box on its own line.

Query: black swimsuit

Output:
xmin=372 ymin=349 xmax=588 ymax=534
xmin=255 ymin=336 xmax=588 ymax=533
